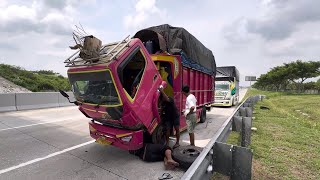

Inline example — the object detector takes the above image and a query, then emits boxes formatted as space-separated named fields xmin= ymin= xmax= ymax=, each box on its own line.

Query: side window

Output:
xmin=118 ymin=48 xmax=146 ymax=98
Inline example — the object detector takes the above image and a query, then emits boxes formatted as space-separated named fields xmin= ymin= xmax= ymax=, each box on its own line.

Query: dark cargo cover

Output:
xmin=134 ymin=24 xmax=216 ymax=75
xmin=216 ymin=66 xmax=240 ymax=81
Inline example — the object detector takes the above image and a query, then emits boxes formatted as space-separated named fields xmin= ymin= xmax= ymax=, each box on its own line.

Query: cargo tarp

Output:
xmin=216 ymin=66 xmax=240 ymax=81
xmin=134 ymin=24 xmax=216 ymax=75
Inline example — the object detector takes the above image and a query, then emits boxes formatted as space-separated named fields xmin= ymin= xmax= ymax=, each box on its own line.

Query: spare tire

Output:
xmin=172 ymin=145 xmax=203 ymax=169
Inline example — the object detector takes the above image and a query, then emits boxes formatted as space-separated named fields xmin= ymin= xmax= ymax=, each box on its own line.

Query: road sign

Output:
xmin=245 ymin=76 xmax=256 ymax=81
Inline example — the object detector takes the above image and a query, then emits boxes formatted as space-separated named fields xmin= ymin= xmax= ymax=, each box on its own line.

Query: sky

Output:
xmin=1 ymin=0 xmax=320 ymax=86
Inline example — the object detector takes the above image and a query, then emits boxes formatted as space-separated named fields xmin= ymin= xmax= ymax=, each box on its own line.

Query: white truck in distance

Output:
xmin=213 ymin=66 xmax=239 ymax=107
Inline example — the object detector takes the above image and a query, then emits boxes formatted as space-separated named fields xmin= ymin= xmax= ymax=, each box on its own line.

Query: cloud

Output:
xmin=123 ymin=0 xmax=167 ymax=31
xmin=219 ymin=0 xmax=320 ymax=85
xmin=247 ymin=0 xmax=320 ymax=40
xmin=222 ymin=0 xmax=320 ymax=57
xmin=0 ymin=0 xmax=75 ymax=35
xmin=0 ymin=0 xmax=87 ymax=76
xmin=223 ymin=18 xmax=253 ymax=44
xmin=42 ymin=0 xmax=67 ymax=9
xmin=0 ymin=42 xmax=19 ymax=50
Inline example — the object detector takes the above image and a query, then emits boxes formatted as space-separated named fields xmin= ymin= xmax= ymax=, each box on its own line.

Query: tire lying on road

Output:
xmin=172 ymin=145 xmax=203 ymax=169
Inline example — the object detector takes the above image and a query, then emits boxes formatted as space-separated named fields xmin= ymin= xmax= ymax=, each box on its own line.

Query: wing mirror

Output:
xmin=59 ymin=89 xmax=69 ymax=98
xmin=59 ymin=90 xmax=79 ymax=105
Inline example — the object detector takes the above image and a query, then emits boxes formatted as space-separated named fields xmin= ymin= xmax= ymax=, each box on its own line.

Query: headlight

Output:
xmin=225 ymin=96 xmax=231 ymax=100
xmin=121 ymin=136 xmax=132 ymax=142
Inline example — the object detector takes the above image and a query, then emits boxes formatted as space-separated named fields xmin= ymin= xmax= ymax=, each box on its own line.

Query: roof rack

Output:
xmin=64 ymin=35 xmax=131 ymax=67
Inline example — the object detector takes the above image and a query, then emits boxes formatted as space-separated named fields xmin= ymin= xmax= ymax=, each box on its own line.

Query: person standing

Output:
xmin=158 ymin=86 xmax=180 ymax=149
xmin=182 ymin=85 xmax=197 ymax=146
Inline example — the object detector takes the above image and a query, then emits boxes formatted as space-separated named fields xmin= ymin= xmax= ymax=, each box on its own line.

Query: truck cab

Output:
xmin=214 ymin=79 xmax=237 ymax=106
xmin=213 ymin=66 xmax=239 ymax=107
xmin=66 ymin=36 xmax=165 ymax=150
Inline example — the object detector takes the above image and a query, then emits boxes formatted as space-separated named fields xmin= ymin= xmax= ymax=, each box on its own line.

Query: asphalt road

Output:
xmin=0 ymin=89 xmax=247 ymax=180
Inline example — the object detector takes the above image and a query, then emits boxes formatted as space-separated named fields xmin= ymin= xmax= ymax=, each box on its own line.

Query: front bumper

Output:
xmin=212 ymin=99 xmax=232 ymax=106
xmin=89 ymin=122 xmax=143 ymax=150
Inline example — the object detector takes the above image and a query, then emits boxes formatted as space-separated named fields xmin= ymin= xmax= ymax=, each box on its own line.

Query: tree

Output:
xmin=284 ymin=60 xmax=320 ymax=91
xmin=254 ymin=60 xmax=320 ymax=92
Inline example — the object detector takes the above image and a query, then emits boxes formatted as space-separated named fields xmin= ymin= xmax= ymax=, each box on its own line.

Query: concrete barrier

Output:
xmin=0 ymin=93 xmax=17 ymax=112
xmin=58 ymin=92 xmax=75 ymax=107
xmin=16 ymin=92 xmax=59 ymax=110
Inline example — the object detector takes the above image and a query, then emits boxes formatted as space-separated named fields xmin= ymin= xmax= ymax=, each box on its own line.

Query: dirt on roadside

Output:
xmin=0 ymin=76 xmax=31 ymax=93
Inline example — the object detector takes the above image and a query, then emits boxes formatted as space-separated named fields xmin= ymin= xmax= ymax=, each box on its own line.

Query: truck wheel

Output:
xmin=199 ymin=107 xmax=206 ymax=123
xmin=151 ymin=124 xmax=165 ymax=144
xmin=172 ymin=145 xmax=203 ymax=169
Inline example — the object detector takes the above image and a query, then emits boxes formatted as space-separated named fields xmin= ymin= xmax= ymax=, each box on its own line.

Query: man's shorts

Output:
xmin=164 ymin=115 xmax=180 ymax=129
xmin=186 ymin=113 xmax=197 ymax=133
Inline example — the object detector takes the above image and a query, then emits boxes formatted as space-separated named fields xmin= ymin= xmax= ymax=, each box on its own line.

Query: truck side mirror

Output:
xmin=59 ymin=89 xmax=69 ymax=98
xmin=59 ymin=89 xmax=79 ymax=106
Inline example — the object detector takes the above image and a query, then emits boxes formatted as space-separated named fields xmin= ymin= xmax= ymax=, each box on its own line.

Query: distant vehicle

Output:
xmin=213 ymin=66 xmax=239 ymax=107
xmin=60 ymin=24 xmax=216 ymax=151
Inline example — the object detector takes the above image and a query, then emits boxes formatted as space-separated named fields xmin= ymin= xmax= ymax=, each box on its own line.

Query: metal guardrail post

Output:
xmin=182 ymin=95 xmax=263 ymax=180
xmin=241 ymin=117 xmax=252 ymax=147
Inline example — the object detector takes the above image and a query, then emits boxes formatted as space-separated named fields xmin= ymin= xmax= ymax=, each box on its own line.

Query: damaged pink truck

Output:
xmin=60 ymin=24 xmax=216 ymax=150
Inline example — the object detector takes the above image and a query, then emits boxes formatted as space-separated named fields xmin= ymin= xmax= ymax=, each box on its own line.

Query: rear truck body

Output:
xmin=213 ymin=66 xmax=239 ymax=107
xmin=64 ymin=24 xmax=216 ymax=150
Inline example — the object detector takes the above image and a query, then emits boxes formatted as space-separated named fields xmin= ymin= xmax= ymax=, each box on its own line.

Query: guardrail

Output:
xmin=182 ymin=95 xmax=265 ymax=180
xmin=0 ymin=92 xmax=75 ymax=112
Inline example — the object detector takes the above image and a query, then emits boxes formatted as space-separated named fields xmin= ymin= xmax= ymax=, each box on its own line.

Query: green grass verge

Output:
xmin=226 ymin=131 xmax=240 ymax=146
xmin=245 ymin=89 xmax=319 ymax=179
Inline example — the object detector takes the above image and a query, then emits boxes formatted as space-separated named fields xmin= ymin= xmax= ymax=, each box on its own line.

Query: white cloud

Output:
xmin=247 ymin=0 xmax=320 ymax=40
xmin=0 ymin=0 xmax=76 ymax=35
xmin=124 ymin=0 xmax=167 ymax=31
xmin=0 ymin=0 xmax=84 ymax=76
xmin=220 ymin=0 xmax=320 ymax=85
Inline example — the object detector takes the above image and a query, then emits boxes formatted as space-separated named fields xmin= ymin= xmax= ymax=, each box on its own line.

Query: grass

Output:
xmin=227 ymin=88 xmax=320 ymax=179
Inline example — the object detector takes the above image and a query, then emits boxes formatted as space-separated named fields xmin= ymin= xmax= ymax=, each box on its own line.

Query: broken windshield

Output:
xmin=68 ymin=70 xmax=121 ymax=106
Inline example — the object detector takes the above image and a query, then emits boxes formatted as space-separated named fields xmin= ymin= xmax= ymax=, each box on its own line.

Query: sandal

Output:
xmin=159 ymin=173 xmax=173 ymax=180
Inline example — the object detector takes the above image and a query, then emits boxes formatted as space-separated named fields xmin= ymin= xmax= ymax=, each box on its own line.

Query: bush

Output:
xmin=0 ymin=64 xmax=71 ymax=92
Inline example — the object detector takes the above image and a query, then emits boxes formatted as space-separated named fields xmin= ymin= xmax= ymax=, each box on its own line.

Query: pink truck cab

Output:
xmin=63 ymin=24 xmax=216 ymax=150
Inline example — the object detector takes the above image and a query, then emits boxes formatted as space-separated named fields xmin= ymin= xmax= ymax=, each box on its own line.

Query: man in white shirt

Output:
xmin=182 ymin=85 xmax=197 ymax=146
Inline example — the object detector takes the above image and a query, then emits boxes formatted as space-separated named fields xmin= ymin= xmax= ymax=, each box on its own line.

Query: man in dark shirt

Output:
xmin=158 ymin=86 xmax=180 ymax=149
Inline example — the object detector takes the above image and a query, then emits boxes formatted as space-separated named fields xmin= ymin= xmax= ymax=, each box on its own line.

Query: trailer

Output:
xmin=61 ymin=24 xmax=216 ymax=150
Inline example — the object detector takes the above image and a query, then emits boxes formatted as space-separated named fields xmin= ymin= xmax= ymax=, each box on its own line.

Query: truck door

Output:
xmin=117 ymin=44 xmax=162 ymax=129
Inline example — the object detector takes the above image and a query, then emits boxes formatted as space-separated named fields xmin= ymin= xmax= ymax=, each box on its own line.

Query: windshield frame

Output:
xmin=68 ymin=69 xmax=123 ymax=107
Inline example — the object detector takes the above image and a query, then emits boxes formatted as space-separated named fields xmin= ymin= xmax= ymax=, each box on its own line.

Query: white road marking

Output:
xmin=0 ymin=119 xmax=75 ymax=132
xmin=0 ymin=140 xmax=95 ymax=175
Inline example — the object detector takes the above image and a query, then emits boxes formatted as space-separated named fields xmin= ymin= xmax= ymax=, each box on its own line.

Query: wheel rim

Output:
xmin=182 ymin=148 xmax=200 ymax=157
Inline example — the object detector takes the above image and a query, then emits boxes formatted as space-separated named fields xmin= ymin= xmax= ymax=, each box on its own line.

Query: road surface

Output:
xmin=0 ymin=89 xmax=247 ymax=180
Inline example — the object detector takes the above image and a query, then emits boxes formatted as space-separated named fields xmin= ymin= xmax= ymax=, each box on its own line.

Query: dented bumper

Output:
xmin=89 ymin=122 xmax=143 ymax=150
